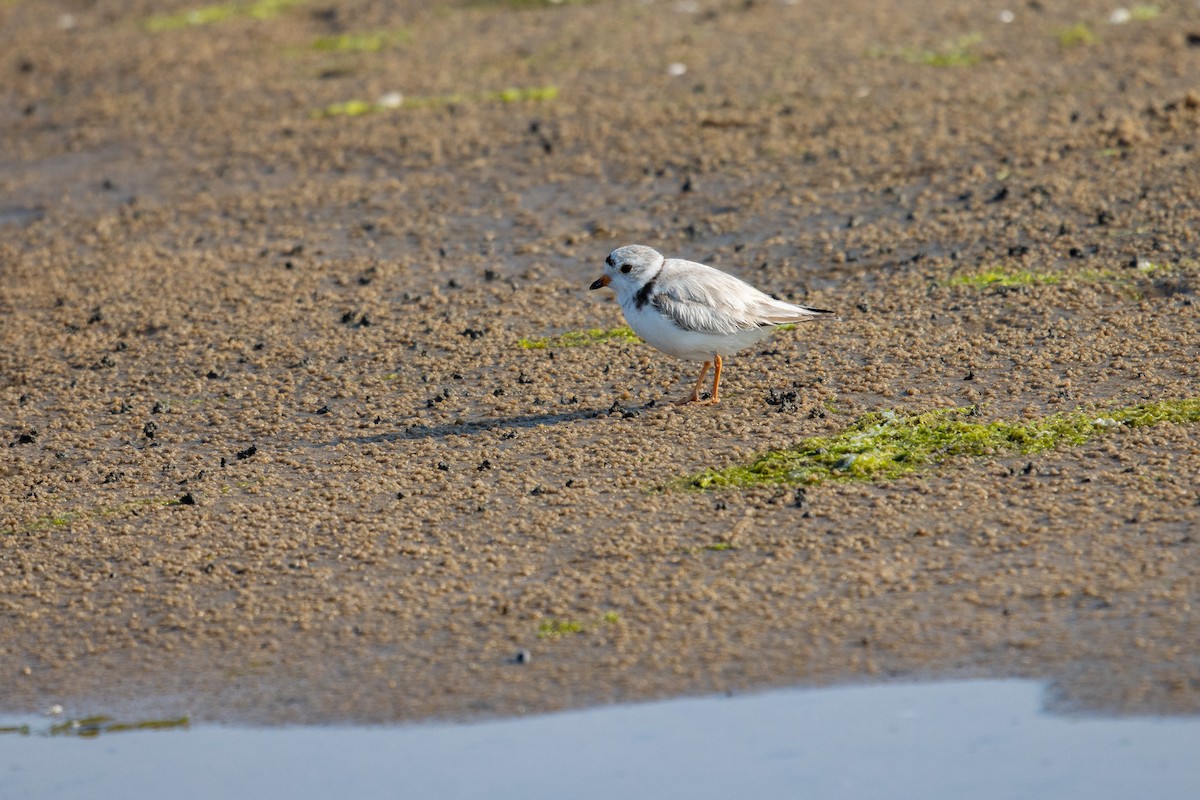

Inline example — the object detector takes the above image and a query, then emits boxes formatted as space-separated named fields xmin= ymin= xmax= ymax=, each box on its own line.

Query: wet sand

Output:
xmin=2 ymin=0 xmax=1198 ymax=723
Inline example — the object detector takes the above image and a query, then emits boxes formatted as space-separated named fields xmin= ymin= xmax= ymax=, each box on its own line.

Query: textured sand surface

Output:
xmin=2 ymin=0 xmax=1198 ymax=723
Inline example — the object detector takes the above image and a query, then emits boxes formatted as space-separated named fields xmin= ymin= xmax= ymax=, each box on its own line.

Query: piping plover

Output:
xmin=590 ymin=244 xmax=833 ymax=405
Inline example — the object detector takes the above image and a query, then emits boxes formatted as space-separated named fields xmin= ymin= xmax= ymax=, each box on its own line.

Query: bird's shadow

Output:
xmin=319 ymin=404 xmax=643 ymax=446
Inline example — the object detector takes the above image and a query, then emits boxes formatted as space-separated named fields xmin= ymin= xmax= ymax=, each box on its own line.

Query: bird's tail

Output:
xmin=761 ymin=301 xmax=836 ymax=325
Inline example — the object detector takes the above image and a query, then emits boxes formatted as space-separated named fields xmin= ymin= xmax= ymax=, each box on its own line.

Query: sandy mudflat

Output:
xmin=1 ymin=0 xmax=1198 ymax=723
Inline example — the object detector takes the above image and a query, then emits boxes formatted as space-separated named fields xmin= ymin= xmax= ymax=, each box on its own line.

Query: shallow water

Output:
xmin=3 ymin=679 xmax=1197 ymax=800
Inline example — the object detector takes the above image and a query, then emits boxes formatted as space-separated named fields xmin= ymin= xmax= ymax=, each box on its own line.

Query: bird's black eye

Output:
xmin=620 ymin=263 xmax=632 ymax=274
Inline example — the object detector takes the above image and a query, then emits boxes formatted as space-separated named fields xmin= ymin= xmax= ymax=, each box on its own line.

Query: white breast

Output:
xmin=620 ymin=300 xmax=774 ymax=361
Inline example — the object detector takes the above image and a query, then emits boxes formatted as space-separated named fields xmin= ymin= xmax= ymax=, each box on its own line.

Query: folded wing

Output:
xmin=651 ymin=260 xmax=833 ymax=335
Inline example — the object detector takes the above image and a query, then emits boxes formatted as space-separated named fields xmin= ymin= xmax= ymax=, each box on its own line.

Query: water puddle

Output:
xmin=2 ymin=679 xmax=1197 ymax=799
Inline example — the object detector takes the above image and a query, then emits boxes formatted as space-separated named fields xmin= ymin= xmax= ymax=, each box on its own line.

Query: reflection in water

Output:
xmin=3 ymin=680 xmax=1198 ymax=799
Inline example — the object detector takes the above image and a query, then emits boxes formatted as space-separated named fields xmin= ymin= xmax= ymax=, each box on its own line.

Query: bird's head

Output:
xmin=590 ymin=244 xmax=665 ymax=296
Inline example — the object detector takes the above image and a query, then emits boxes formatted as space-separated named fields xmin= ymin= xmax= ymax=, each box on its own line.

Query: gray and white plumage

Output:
xmin=590 ymin=244 xmax=833 ymax=362
xmin=589 ymin=244 xmax=833 ymax=404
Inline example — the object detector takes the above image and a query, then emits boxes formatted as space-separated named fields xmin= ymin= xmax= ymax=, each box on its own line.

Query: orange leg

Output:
xmin=674 ymin=361 xmax=711 ymax=405
xmin=708 ymin=354 xmax=723 ymax=404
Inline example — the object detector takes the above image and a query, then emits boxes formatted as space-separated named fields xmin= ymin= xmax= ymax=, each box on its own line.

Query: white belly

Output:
xmin=622 ymin=303 xmax=774 ymax=361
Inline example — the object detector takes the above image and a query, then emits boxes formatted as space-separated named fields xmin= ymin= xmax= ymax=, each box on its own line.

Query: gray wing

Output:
xmin=651 ymin=259 xmax=831 ymax=335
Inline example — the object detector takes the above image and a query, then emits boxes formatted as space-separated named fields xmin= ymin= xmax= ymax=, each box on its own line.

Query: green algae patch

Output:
xmin=943 ymin=268 xmax=1062 ymax=289
xmin=494 ymin=86 xmax=559 ymax=103
xmin=687 ymin=399 xmax=1200 ymax=490
xmin=871 ymin=33 xmax=983 ymax=67
xmin=1134 ymin=260 xmax=1183 ymax=277
xmin=537 ymin=619 xmax=584 ymax=638
xmin=1056 ymin=23 xmax=1098 ymax=48
xmin=316 ymin=99 xmax=379 ymax=118
xmin=17 ymin=512 xmax=78 ymax=533
xmin=49 ymin=715 xmax=189 ymax=737
xmin=104 ymin=717 xmax=191 ymax=734
xmin=10 ymin=496 xmax=190 ymax=535
xmin=519 ymin=326 xmax=639 ymax=349
xmin=314 ymin=85 xmax=558 ymax=118
xmin=680 ymin=541 xmax=736 ymax=555
xmin=943 ymin=261 xmax=1193 ymax=294
xmin=1129 ymin=4 xmax=1162 ymax=21
xmin=537 ymin=611 xmax=620 ymax=638
xmin=14 ymin=511 xmax=76 ymax=534
xmin=144 ymin=0 xmax=304 ymax=31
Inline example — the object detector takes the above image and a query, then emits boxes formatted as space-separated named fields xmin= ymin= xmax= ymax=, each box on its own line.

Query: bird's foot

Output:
xmin=673 ymin=392 xmax=718 ymax=406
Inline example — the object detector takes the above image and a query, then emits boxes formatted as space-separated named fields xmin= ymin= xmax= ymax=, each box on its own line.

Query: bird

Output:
xmin=590 ymin=244 xmax=834 ymax=405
